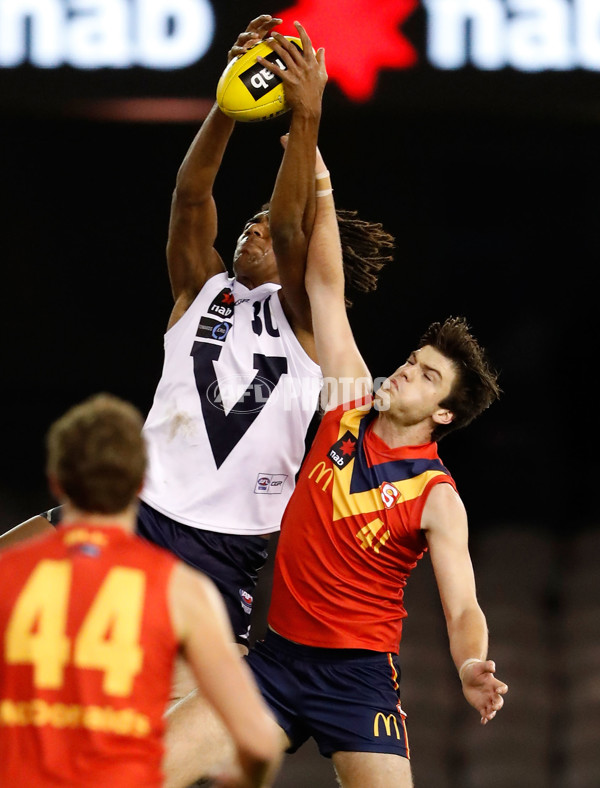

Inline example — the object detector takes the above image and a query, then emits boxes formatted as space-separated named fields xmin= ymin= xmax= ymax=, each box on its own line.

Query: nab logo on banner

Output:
xmin=275 ymin=0 xmax=600 ymax=100
xmin=423 ymin=0 xmax=600 ymax=72
xmin=0 ymin=0 xmax=214 ymax=68
xmin=274 ymin=0 xmax=418 ymax=100
xmin=5 ymin=0 xmax=600 ymax=101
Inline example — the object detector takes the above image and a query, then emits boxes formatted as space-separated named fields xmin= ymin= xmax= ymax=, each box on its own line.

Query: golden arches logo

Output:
xmin=308 ymin=461 xmax=334 ymax=491
xmin=373 ymin=712 xmax=401 ymax=739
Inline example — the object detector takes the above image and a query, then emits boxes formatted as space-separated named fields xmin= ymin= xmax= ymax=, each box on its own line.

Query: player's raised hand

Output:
xmin=257 ymin=21 xmax=327 ymax=116
xmin=228 ymin=15 xmax=283 ymax=63
xmin=460 ymin=659 xmax=508 ymax=725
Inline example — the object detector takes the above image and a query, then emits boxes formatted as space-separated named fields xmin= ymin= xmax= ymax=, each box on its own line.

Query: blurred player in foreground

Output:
xmin=0 ymin=394 xmax=281 ymax=788
xmin=163 ymin=147 xmax=509 ymax=787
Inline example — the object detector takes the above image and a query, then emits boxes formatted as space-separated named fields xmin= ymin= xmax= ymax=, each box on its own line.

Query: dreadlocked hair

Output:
xmin=336 ymin=209 xmax=395 ymax=308
xmin=258 ymin=203 xmax=395 ymax=307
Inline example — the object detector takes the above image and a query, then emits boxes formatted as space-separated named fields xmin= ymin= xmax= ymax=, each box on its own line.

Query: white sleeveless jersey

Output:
xmin=140 ymin=273 xmax=322 ymax=536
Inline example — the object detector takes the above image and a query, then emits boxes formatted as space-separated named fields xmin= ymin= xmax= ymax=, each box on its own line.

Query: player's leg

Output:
xmin=163 ymin=687 xmax=289 ymax=788
xmin=332 ymin=751 xmax=413 ymax=788
xmin=291 ymin=640 xmax=412 ymax=788
xmin=163 ymin=689 xmax=236 ymax=788
xmin=0 ymin=507 xmax=61 ymax=549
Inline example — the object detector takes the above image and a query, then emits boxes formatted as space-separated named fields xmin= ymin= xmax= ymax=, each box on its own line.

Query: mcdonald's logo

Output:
xmin=308 ymin=461 xmax=334 ymax=492
xmin=373 ymin=712 xmax=401 ymax=739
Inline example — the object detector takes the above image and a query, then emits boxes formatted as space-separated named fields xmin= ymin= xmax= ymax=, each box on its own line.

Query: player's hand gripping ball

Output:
xmin=216 ymin=36 xmax=304 ymax=122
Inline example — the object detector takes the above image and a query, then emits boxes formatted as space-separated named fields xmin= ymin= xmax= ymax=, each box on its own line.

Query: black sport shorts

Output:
xmin=245 ymin=629 xmax=410 ymax=759
xmin=136 ymin=500 xmax=269 ymax=646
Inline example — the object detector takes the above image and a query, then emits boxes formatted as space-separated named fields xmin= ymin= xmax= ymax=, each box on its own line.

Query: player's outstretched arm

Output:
xmin=304 ymin=155 xmax=371 ymax=410
xmin=166 ymin=15 xmax=281 ymax=329
xmin=258 ymin=22 xmax=327 ymax=348
xmin=422 ymin=483 xmax=508 ymax=724
xmin=0 ymin=515 xmax=53 ymax=550
xmin=168 ymin=563 xmax=283 ymax=788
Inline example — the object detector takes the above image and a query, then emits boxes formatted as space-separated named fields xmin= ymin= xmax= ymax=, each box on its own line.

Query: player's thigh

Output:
xmin=332 ymin=750 xmax=413 ymax=788
xmin=169 ymin=643 xmax=248 ymax=705
xmin=163 ymin=689 xmax=236 ymax=788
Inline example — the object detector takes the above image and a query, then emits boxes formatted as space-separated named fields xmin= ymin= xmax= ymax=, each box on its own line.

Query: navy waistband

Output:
xmin=263 ymin=628 xmax=388 ymax=662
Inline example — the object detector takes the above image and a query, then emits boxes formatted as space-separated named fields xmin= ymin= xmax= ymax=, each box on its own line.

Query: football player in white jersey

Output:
xmin=1 ymin=17 xmax=394 ymax=671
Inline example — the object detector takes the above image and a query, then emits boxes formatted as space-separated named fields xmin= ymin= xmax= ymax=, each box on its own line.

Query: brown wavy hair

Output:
xmin=46 ymin=393 xmax=146 ymax=514
xmin=419 ymin=316 xmax=501 ymax=441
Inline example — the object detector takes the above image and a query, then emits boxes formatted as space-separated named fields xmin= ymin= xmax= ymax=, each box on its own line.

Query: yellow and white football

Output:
xmin=216 ymin=36 xmax=304 ymax=122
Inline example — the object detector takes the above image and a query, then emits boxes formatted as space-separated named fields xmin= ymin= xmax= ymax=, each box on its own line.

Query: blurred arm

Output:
xmin=169 ymin=563 xmax=283 ymax=787
xmin=0 ymin=515 xmax=53 ymax=549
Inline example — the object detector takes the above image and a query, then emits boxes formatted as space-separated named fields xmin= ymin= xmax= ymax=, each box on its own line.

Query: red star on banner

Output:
xmin=274 ymin=0 xmax=418 ymax=101
xmin=222 ymin=292 xmax=235 ymax=304
xmin=340 ymin=437 xmax=357 ymax=456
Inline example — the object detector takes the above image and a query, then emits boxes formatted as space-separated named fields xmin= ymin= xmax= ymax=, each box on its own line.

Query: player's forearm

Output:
xmin=173 ymin=103 xmax=236 ymax=202
xmin=234 ymin=731 xmax=282 ymax=788
xmin=270 ymin=110 xmax=321 ymax=250
xmin=445 ymin=604 xmax=489 ymax=674
xmin=305 ymin=167 xmax=343 ymax=293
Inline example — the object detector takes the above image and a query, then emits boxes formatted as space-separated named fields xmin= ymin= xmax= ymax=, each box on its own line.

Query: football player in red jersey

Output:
xmin=0 ymin=394 xmax=281 ymax=788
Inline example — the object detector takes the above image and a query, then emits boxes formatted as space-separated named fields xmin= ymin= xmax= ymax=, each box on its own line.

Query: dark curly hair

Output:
xmin=419 ymin=316 xmax=501 ymax=442
xmin=258 ymin=203 xmax=395 ymax=307
xmin=335 ymin=209 xmax=395 ymax=307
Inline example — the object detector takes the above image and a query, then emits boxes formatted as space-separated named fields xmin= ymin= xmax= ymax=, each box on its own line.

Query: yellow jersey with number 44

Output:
xmin=0 ymin=522 xmax=178 ymax=787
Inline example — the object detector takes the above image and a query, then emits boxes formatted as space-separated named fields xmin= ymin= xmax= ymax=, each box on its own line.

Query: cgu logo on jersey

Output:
xmin=195 ymin=316 xmax=231 ymax=342
xmin=208 ymin=289 xmax=235 ymax=319
xmin=327 ymin=431 xmax=357 ymax=470
xmin=380 ymin=482 xmax=400 ymax=510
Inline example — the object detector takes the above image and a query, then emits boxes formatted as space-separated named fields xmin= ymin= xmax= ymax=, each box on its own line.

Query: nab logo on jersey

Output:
xmin=208 ymin=288 xmax=235 ymax=319
xmin=328 ymin=431 xmax=357 ymax=469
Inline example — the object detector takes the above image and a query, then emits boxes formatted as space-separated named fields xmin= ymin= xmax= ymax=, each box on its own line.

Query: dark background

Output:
xmin=2 ymin=1 xmax=599 ymax=535
xmin=1 ymin=5 xmax=599 ymax=786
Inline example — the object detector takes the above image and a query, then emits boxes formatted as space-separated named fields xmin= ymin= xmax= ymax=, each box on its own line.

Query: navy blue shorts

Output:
xmin=245 ymin=629 xmax=410 ymax=759
xmin=136 ymin=500 xmax=269 ymax=646
xmin=43 ymin=501 xmax=269 ymax=646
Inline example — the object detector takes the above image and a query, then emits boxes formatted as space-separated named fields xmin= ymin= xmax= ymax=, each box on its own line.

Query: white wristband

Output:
xmin=316 ymin=187 xmax=333 ymax=197
xmin=459 ymin=658 xmax=484 ymax=682
xmin=315 ymin=169 xmax=330 ymax=180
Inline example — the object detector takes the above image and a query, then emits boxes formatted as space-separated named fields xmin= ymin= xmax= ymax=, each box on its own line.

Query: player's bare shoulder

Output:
xmin=420 ymin=481 xmax=467 ymax=535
